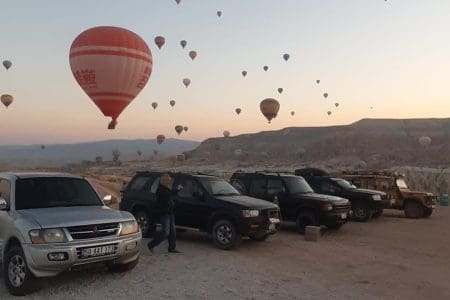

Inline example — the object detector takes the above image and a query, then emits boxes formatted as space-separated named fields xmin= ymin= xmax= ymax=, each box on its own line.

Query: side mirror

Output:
xmin=0 ymin=198 xmax=8 ymax=210
xmin=103 ymin=195 xmax=113 ymax=206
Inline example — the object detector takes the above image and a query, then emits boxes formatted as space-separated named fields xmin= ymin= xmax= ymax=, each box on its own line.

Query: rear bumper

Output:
xmin=23 ymin=232 xmax=141 ymax=278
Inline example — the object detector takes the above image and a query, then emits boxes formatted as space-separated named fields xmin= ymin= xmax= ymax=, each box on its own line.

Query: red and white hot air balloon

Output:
xmin=69 ymin=26 xmax=152 ymax=129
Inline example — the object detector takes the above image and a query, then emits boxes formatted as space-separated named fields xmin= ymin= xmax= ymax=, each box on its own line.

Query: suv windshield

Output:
xmin=333 ymin=179 xmax=357 ymax=190
xmin=396 ymin=178 xmax=408 ymax=189
xmin=15 ymin=177 xmax=103 ymax=210
xmin=199 ymin=178 xmax=240 ymax=196
xmin=283 ymin=176 xmax=314 ymax=194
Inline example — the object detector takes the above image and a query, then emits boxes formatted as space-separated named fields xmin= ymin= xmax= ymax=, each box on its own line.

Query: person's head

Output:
xmin=160 ymin=174 xmax=171 ymax=188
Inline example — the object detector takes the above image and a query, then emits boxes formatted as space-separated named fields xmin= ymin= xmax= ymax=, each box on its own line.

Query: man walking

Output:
xmin=148 ymin=174 xmax=182 ymax=253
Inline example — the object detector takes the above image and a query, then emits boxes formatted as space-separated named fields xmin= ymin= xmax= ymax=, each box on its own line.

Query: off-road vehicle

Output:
xmin=229 ymin=171 xmax=350 ymax=233
xmin=340 ymin=171 xmax=437 ymax=218
xmin=120 ymin=172 xmax=281 ymax=250
xmin=295 ymin=168 xmax=387 ymax=222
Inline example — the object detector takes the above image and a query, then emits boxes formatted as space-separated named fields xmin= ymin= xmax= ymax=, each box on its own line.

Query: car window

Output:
xmin=128 ymin=176 xmax=153 ymax=191
xmin=177 ymin=178 xmax=200 ymax=198
xmin=0 ymin=179 xmax=11 ymax=203
xmin=320 ymin=182 xmax=336 ymax=194
xmin=230 ymin=179 xmax=246 ymax=193
xmin=267 ymin=179 xmax=285 ymax=196
xmin=199 ymin=178 xmax=240 ymax=195
xmin=150 ymin=176 xmax=174 ymax=194
xmin=249 ymin=178 xmax=266 ymax=198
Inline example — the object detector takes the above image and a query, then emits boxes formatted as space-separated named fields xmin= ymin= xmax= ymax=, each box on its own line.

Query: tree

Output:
xmin=112 ymin=149 xmax=121 ymax=165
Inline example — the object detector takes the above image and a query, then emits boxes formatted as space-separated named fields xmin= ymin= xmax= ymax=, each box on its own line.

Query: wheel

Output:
xmin=423 ymin=208 xmax=433 ymax=218
xmin=327 ymin=223 xmax=343 ymax=230
xmin=372 ymin=208 xmax=383 ymax=219
xmin=3 ymin=244 xmax=38 ymax=296
xmin=352 ymin=202 xmax=372 ymax=222
xmin=404 ymin=201 xmax=424 ymax=219
xmin=133 ymin=210 xmax=156 ymax=238
xmin=248 ymin=231 xmax=269 ymax=241
xmin=107 ymin=258 xmax=139 ymax=273
xmin=212 ymin=219 xmax=241 ymax=250
xmin=296 ymin=211 xmax=317 ymax=234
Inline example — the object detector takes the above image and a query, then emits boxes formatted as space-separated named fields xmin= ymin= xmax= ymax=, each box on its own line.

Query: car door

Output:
xmin=267 ymin=178 xmax=290 ymax=217
xmin=248 ymin=177 xmax=268 ymax=200
xmin=123 ymin=174 xmax=157 ymax=211
xmin=0 ymin=178 xmax=12 ymax=258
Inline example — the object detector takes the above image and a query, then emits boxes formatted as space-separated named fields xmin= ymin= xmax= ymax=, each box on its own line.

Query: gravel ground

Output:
xmin=1 ymin=208 xmax=450 ymax=300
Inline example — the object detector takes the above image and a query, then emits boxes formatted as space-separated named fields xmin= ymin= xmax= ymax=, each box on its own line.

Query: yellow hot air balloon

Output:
xmin=1 ymin=94 xmax=13 ymax=108
xmin=260 ymin=98 xmax=280 ymax=123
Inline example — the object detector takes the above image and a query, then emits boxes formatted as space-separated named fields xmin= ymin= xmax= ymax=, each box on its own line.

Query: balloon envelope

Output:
xmin=157 ymin=134 xmax=165 ymax=145
xmin=335 ymin=103 xmax=339 ymax=107
xmin=291 ymin=111 xmax=295 ymax=116
xmin=183 ymin=126 xmax=189 ymax=132
xmin=175 ymin=125 xmax=183 ymax=135
xmin=154 ymin=36 xmax=165 ymax=49
xmin=1 ymin=94 xmax=13 ymax=108
xmin=180 ymin=40 xmax=187 ymax=48
xmin=217 ymin=11 xmax=222 ymax=17
xmin=327 ymin=111 xmax=332 ymax=116
xmin=69 ymin=26 xmax=152 ymax=129
xmin=283 ymin=54 xmax=290 ymax=61
xmin=260 ymin=98 xmax=280 ymax=123
xmin=183 ymin=78 xmax=191 ymax=87
xmin=323 ymin=93 xmax=328 ymax=99
xmin=316 ymin=80 xmax=320 ymax=84
xmin=170 ymin=100 xmax=176 ymax=107
xmin=263 ymin=66 xmax=269 ymax=71
xmin=3 ymin=60 xmax=12 ymax=70
xmin=152 ymin=102 xmax=158 ymax=110
xmin=223 ymin=130 xmax=230 ymax=138
xmin=278 ymin=88 xmax=283 ymax=94
xmin=242 ymin=70 xmax=247 ymax=77
xmin=189 ymin=51 xmax=197 ymax=60
xmin=175 ymin=0 xmax=181 ymax=4
xmin=235 ymin=108 xmax=241 ymax=115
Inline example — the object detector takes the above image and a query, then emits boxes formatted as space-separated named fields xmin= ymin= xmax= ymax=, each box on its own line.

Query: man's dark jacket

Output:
xmin=156 ymin=185 xmax=177 ymax=215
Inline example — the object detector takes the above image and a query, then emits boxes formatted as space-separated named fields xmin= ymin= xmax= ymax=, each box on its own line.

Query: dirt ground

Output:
xmin=1 ymin=208 xmax=450 ymax=300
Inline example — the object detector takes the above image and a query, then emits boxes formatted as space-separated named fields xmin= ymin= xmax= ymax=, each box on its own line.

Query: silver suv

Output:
xmin=0 ymin=172 xmax=141 ymax=296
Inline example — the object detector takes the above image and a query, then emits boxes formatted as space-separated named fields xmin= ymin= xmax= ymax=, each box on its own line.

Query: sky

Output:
xmin=0 ymin=0 xmax=449 ymax=145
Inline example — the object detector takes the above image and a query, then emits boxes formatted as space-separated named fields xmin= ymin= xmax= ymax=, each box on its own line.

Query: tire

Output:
xmin=3 ymin=244 xmax=38 ymax=296
xmin=212 ymin=219 xmax=241 ymax=250
xmin=133 ymin=210 xmax=156 ymax=238
xmin=352 ymin=202 xmax=372 ymax=222
xmin=423 ymin=208 xmax=433 ymax=218
xmin=404 ymin=201 xmax=424 ymax=219
xmin=296 ymin=211 xmax=317 ymax=234
xmin=327 ymin=223 xmax=343 ymax=230
xmin=107 ymin=258 xmax=139 ymax=273
xmin=372 ymin=208 xmax=383 ymax=219
xmin=248 ymin=231 xmax=270 ymax=241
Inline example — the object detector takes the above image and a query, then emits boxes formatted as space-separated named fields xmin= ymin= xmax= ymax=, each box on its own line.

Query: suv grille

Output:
xmin=67 ymin=223 xmax=120 ymax=240
xmin=335 ymin=203 xmax=350 ymax=213
xmin=265 ymin=209 xmax=279 ymax=219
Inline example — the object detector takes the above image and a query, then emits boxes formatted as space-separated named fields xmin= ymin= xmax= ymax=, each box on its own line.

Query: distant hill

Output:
xmin=185 ymin=118 xmax=450 ymax=169
xmin=0 ymin=139 xmax=200 ymax=168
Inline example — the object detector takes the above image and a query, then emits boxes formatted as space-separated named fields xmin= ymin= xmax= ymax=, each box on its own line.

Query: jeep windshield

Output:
xmin=396 ymin=178 xmax=409 ymax=189
xmin=333 ymin=179 xmax=357 ymax=190
xmin=198 ymin=178 xmax=240 ymax=196
xmin=283 ymin=177 xmax=314 ymax=194
xmin=15 ymin=177 xmax=103 ymax=210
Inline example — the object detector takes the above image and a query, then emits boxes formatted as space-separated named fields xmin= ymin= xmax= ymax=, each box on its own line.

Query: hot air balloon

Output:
xmin=1 ymin=94 xmax=13 ymax=108
xmin=153 ymin=149 xmax=159 ymax=155
xmin=151 ymin=102 xmax=158 ymax=110
xmin=157 ymin=134 xmax=165 ymax=145
xmin=235 ymin=108 xmax=241 ymax=115
xmin=323 ymin=93 xmax=329 ymax=99
xmin=419 ymin=136 xmax=432 ymax=147
xmin=175 ymin=0 xmax=181 ymax=4
xmin=175 ymin=125 xmax=184 ymax=135
xmin=69 ymin=26 xmax=152 ymax=129
xmin=291 ymin=111 xmax=295 ymax=116
xmin=260 ymin=98 xmax=280 ymax=123
xmin=223 ymin=130 xmax=230 ymax=138
xmin=180 ymin=40 xmax=187 ymax=48
xmin=183 ymin=78 xmax=191 ymax=88
xmin=217 ymin=11 xmax=222 ymax=17
xmin=154 ymin=36 xmax=165 ymax=49
xmin=335 ymin=103 xmax=339 ymax=107
xmin=170 ymin=100 xmax=176 ymax=107
xmin=41 ymin=145 xmax=46 ymax=150
xmin=3 ymin=60 xmax=12 ymax=70
xmin=183 ymin=126 xmax=189 ymax=132
xmin=283 ymin=54 xmax=290 ymax=61
xmin=278 ymin=88 xmax=283 ymax=94
xmin=327 ymin=111 xmax=332 ymax=116
xmin=316 ymin=80 xmax=320 ymax=84
xmin=242 ymin=70 xmax=247 ymax=77
xmin=189 ymin=51 xmax=197 ymax=60
xmin=263 ymin=66 xmax=269 ymax=72
xmin=137 ymin=150 xmax=143 ymax=157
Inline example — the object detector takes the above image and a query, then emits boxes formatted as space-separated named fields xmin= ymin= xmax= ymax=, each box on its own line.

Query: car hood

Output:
xmin=17 ymin=206 xmax=134 ymax=228
xmin=352 ymin=188 xmax=386 ymax=196
xmin=296 ymin=193 xmax=349 ymax=204
xmin=401 ymin=189 xmax=434 ymax=197
xmin=215 ymin=195 xmax=278 ymax=210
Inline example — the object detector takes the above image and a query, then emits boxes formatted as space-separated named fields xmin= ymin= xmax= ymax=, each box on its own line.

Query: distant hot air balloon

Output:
xmin=283 ymin=54 xmax=290 ymax=61
xmin=419 ymin=136 xmax=432 ymax=147
xmin=152 ymin=102 xmax=158 ymax=110
xmin=157 ymin=134 xmax=165 ymax=145
xmin=278 ymin=88 xmax=283 ymax=94
xmin=235 ymin=108 xmax=241 ymax=115
xmin=323 ymin=93 xmax=329 ymax=99
xmin=153 ymin=149 xmax=159 ymax=155
xmin=183 ymin=78 xmax=191 ymax=88
xmin=242 ymin=70 xmax=247 ymax=77
xmin=260 ymin=98 xmax=280 ymax=123
xmin=217 ymin=11 xmax=222 ymax=17
xmin=263 ymin=66 xmax=269 ymax=72
xmin=183 ymin=126 xmax=189 ymax=132
xmin=154 ymin=36 xmax=165 ymax=49
xmin=335 ymin=103 xmax=339 ymax=107
xmin=291 ymin=111 xmax=295 ymax=116
xmin=3 ymin=60 xmax=12 ymax=70
xmin=41 ymin=145 xmax=46 ymax=150
xmin=223 ymin=130 xmax=230 ymax=138
xmin=327 ymin=111 xmax=332 ymax=116
xmin=175 ymin=125 xmax=184 ymax=135
xmin=189 ymin=51 xmax=197 ymax=60
xmin=170 ymin=100 xmax=176 ymax=107
xmin=1 ymin=94 xmax=13 ymax=108
xmin=316 ymin=80 xmax=320 ymax=84
xmin=137 ymin=150 xmax=143 ymax=157
xmin=180 ymin=40 xmax=187 ymax=48
xmin=175 ymin=0 xmax=181 ymax=5
xmin=69 ymin=26 xmax=152 ymax=129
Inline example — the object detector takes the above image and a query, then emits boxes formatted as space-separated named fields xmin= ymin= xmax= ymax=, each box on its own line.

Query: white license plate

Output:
xmin=432 ymin=205 xmax=436 ymax=209
xmin=269 ymin=223 xmax=276 ymax=231
xmin=81 ymin=245 xmax=116 ymax=258
xmin=341 ymin=213 xmax=347 ymax=219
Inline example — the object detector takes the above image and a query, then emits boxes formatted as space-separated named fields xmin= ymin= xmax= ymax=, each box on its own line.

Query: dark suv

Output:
xmin=229 ymin=172 xmax=350 ymax=233
xmin=120 ymin=172 xmax=281 ymax=250
xmin=295 ymin=168 xmax=387 ymax=222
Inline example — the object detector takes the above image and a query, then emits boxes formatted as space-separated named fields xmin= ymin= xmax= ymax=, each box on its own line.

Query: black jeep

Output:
xmin=229 ymin=171 xmax=350 ymax=233
xmin=120 ymin=171 xmax=281 ymax=250
xmin=295 ymin=168 xmax=387 ymax=221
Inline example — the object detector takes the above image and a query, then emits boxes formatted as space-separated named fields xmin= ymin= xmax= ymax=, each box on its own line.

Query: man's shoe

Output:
xmin=168 ymin=249 xmax=180 ymax=254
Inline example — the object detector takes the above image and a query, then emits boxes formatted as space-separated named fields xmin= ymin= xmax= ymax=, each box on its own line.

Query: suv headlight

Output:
xmin=320 ymin=203 xmax=334 ymax=212
xmin=372 ymin=195 xmax=382 ymax=201
xmin=241 ymin=210 xmax=260 ymax=218
xmin=120 ymin=220 xmax=139 ymax=236
xmin=29 ymin=229 xmax=67 ymax=244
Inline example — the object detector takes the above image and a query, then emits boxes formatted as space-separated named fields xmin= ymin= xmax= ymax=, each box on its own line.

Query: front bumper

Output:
xmin=319 ymin=211 xmax=349 ymax=226
xmin=238 ymin=217 xmax=281 ymax=236
xmin=23 ymin=232 xmax=141 ymax=278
